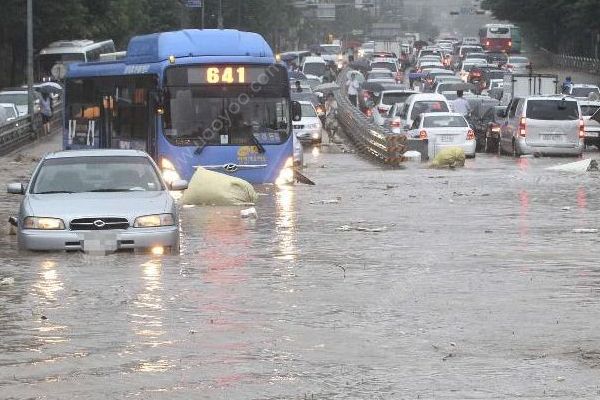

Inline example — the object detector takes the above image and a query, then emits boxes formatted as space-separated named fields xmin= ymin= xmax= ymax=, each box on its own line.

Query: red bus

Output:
xmin=479 ymin=24 xmax=513 ymax=53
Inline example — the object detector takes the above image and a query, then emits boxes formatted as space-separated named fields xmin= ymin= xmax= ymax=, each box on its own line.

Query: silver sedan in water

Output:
xmin=8 ymin=149 xmax=188 ymax=254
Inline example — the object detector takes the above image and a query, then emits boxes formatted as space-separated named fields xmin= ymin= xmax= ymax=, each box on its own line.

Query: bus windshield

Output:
xmin=164 ymin=91 xmax=290 ymax=146
xmin=488 ymin=27 xmax=511 ymax=38
xmin=164 ymin=65 xmax=291 ymax=146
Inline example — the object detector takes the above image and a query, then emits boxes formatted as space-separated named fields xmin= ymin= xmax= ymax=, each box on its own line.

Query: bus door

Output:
xmin=106 ymin=76 xmax=156 ymax=153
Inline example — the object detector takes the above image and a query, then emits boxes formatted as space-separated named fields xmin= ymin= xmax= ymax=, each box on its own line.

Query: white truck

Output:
xmin=500 ymin=73 xmax=558 ymax=106
xmin=374 ymin=41 xmax=401 ymax=57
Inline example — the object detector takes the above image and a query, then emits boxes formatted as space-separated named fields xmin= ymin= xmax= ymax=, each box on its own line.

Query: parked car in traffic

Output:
xmin=0 ymin=89 xmax=43 ymax=117
xmin=565 ymin=84 xmax=600 ymax=100
xmin=293 ymin=101 xmax=323 ymax=144
xmin=407 ymin=112 xmax=476 ymax=158
xmin=504 ymin=56 xmax=531 ymax=74
xmin=0 ymin=103 xmax=19 ymax=123
xmin=578 ymin=100 xmax=600 ymax=148
xmin=8 ymin=149 xmax=186 ymax=254
xmin=499 ymin=96 xmax=583 ymax=156
xmin=302 ymin=56 xmax=327 ymax=83
xmin=397 ymin=93 xmax=452 ymax=131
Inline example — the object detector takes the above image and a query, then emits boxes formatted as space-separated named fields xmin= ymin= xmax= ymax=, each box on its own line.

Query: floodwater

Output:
xmin=1 ymin=134 xmax=600 ymax=399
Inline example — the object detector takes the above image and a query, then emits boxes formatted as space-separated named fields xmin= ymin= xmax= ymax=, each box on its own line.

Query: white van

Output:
xmin=499 ymin=96 xmax=583 ymax=156
xmin=397 ymin=93 xmax=452 ymax=131
xmin=302 ymin=56 xmax=327 ymax=83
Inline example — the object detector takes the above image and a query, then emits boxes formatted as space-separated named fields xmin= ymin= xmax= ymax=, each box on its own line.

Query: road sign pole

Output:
xmin=27 ymin=0 xmax=34 ymax=120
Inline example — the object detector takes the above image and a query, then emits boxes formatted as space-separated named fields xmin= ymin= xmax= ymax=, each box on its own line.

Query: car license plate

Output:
xmin=542 ymin=134 xmax=563 ymax=142
xmin=293 ymin=125 xmax=303 ymax=129
xmin=82 ymin=231 xmax=118 ymax=253
xmin=439 ymin=135 xmax=454 ymax=143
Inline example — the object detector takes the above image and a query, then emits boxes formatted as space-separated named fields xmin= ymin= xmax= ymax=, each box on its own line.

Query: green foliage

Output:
xmin=0 ymin=0 xmax=299 ymax=87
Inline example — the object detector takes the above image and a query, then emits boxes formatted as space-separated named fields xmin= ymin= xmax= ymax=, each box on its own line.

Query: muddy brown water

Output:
xmin=1 ymin=131 xmax=600 ymax=398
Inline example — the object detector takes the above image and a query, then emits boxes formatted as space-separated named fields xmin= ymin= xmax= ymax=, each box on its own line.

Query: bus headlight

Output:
xmin=161 ymin=158 xmax=181 ymax=185
xmin=275 ymin=157 xmax=294 ymax=186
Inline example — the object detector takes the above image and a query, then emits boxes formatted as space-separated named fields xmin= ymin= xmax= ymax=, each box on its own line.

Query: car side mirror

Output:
xmin=169 ymin=180 xmax=188 ymax=191
xmin=7 ymin=182 xmax=25 ymax=195
xmin=291 ymin=101 xmax=302 ymax=121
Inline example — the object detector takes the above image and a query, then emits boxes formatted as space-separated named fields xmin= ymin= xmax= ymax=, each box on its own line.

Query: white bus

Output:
xmin=37 ymin=39 xmax=115 ymax=81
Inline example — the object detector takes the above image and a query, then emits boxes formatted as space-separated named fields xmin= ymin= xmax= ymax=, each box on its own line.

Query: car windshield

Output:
xmin=572 ymin=87 xmax=599 ymax=98
xmin=31 ymin=156 xmax=163 ymax=194
xmin=368 ymin=72 xmax=393 ymax=79
xmin=411 ymin=101 xmax=449 ymax=119
xmin=526 ymin=100 xmax=579 ymax=120
xmin=1 ymin=105 xmax=16 ymax=118
xmin=580 ymin=104 xmax=600 ymax=117
xmin=510 ymin=57 xmax=529 ymax=64
xmin=303 ymin=63 xmax=325 ymax=77
xmin=0 ymin=93 xmax=27 ymax=106
xmin=423 ymin=115 xmax=468 ymax=128
xmin=490 ymin=27 xmax=510 ymax=34
xmin=300 ymin=103 xmax=316 ymax=117
xmin=371 ymin=62 xmax=397 ymax=72
xmin=321 ymin=45 xmax=340 ymax=55
xmin=165 ymin=88 xmax=290 ymax=146
xmin=381 ymin=92 xmax=413 ymax=106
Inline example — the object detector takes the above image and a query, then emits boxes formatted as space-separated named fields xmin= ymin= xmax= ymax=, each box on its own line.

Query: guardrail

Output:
xmin=335 ymin=69 xmax=409 ymax=166
xmin=0 ymin=102 xmax=62 ymax=156
xmin=539 ymin=48 xmax=600 ymax=75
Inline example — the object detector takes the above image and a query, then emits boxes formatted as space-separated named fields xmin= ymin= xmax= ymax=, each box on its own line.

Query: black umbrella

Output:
xmin=33 ymin=84 xmax=63 ymax=96
xmin=280 ymin=53 xmax=298 ymax=62
xmin=360 ymin=82 xmax=385 ymax=93
xmin=349 ymin=60 xmax=371 ymax=71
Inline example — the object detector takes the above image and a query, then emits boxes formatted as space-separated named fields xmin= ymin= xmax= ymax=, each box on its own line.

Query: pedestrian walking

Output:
xmin=347 ymin=73 xmax=359 ymax=107
xmin=40 ymin=92 xmax=53 ymax=136
xmin=451 ymin=90 xmax=471 ymax=116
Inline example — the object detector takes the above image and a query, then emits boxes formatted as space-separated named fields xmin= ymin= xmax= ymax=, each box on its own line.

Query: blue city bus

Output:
xmin=63 ymin=29 xmax=300 ymax=184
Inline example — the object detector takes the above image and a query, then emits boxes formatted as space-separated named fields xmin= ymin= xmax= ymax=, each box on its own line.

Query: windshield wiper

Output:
xmin=247 ymin=132 xmax=265 ymax=153
xmin=89 ymin=189 xmax=130 ymax=192
xmin=36 ymin=190 xmax=74 ymax=194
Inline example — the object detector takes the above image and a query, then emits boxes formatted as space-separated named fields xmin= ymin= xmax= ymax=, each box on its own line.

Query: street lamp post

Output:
xmin=27 ymin=0 xmax=34 ymax=128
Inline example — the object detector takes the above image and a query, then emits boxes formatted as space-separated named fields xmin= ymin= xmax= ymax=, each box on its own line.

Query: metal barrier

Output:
xmin=0 ymin=102 xmax=62 ymax=156
xmin=335 ymin=69 xmax=408 ymax=166
xmin=539 ymin=48 xmax=600 ymax=75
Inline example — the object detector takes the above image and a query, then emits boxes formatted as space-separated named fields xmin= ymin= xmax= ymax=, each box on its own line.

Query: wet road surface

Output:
xmin=2 ymin=122 xmax=600 ymax=398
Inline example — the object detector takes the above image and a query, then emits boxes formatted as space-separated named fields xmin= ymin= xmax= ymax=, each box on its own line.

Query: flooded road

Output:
xmin=2 ymin=133 xmax=600 ymax=399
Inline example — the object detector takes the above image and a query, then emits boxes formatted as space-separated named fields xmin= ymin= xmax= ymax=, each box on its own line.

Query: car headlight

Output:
xmin=161 ymin=158 xmax=181 ymax=185
xmin=23 ymin=217 xmax=65 ymax=230
xmin=134 ymin=214 xmax=175 ymax=228
xmin=275 ymin=157 xmax=294 ymax=186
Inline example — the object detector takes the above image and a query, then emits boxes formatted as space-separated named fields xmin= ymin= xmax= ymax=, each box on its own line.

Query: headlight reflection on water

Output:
xmin=275 ymin=186 xmax=297 ymax=261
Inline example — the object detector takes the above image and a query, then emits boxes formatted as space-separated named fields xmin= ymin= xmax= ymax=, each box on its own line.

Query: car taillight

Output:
xmin=467 ymin=129 xmax=475 ymax=140
xmin=491 ymin=124 xmax=501 ymax=133
xmin=506 ymin=64 xmax=513 ymax=69
xmin=391 ymin=119 xmax=401 ymax=128
xmin=366 ymin=108 xmax=372 ymax=117
xmin=508 ymin=41 xmax=512 ymax=47
xmin=486 ymin=40 xmax=490 ymax=46
xmin=519 ymin=117 xmax=526 ymax=137
xmin=579 ymin=119 xmax=585 ymax=138
xmin=419 ymin=130 xmax=428 ymax=139
xmin=378 ymin=107 xmax=387 ymax=114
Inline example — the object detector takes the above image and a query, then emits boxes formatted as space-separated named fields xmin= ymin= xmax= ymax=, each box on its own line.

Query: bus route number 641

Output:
xmin=206 ymin=67 xmax=246 ymax=84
